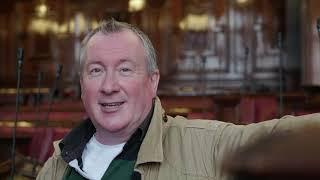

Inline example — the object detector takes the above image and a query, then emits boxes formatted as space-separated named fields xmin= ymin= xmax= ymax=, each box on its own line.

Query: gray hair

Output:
xmin=79 ymin=18 xmax=158 ymax=76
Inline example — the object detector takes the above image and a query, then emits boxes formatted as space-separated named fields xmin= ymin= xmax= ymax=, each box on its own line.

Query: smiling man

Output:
xmin=80 ymin=27 xmax=159 ymax=145
xmin=37 ymin=19 xmax=320 ymax=180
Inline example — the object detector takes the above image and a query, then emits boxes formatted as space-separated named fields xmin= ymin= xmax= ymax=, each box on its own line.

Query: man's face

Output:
xmin=80 ymin=30 xmax=159 ymax=142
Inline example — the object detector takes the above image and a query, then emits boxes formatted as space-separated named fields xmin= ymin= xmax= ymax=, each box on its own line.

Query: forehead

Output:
xmin=86 ymin=30 xmax=145 ymax=62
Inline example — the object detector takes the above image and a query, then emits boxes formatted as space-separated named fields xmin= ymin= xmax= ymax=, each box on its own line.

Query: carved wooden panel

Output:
xmin=158 ymin=0 xmax=286 ymax=95
xmin=0 ymin=0 xmax=301 ymax=96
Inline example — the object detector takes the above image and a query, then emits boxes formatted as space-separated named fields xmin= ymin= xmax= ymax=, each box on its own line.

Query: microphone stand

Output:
xmin=35 ymin=72 xmax=43 ymax=128
xmin=278 ymin=32 xmax=284 ymax=117
xmin=10 ymin=48 xmax=24 ymax=180
xmin=243 ymin=45 xmax=250 ymax=93
xmin=31 ymin=71 xmax=43 ymax=176
xmin=316 ymin=17 xmax=320 ymax=41
xmin=44 ymin=64 xmax=63 ymax=127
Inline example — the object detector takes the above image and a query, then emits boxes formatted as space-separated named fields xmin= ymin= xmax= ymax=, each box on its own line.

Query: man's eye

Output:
xmin=120 ymin=68 xmax=131 ymax=72
xmin=119 ymin=67 xmax=133 ymax=76
xmin=89 ymin=68 xmax=102 ymax=75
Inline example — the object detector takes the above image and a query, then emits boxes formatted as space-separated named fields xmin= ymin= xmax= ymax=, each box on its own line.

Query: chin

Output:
xmin=99 ymin=121 xmax=129 ymax=133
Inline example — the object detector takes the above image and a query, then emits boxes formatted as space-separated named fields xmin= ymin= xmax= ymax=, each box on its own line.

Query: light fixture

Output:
xmin=29 ymin=11 xmax=98 ymax=35
xmin=35 ymin=0 xmax=48 ymax=18
xmin=237 ymin=0 xmax=248 ymax=4
xmin=236 ymin=0 xmax=251 ymax=6
xmin=179 ymin=14 xmax=212 ymax=31
xmin=128 ymin=0 xmax=146 ymax=12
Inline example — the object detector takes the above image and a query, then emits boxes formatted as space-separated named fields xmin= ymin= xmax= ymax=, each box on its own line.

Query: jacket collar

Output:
xmin=59 ymin=98 xmax=157 ymax=164
xmin=59 ymin=119 xmax=95 ymax=163
xmin=135 ymin=97 xmax=166 ymax=166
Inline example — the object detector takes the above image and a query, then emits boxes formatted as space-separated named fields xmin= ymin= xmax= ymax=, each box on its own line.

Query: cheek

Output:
xmin=81 ymin=80 xmax=100 ymax=99
xmin=131 ymin=81 xmax=154 ymax=98
xmin=125 ymin=83 xmax=143 ymax=96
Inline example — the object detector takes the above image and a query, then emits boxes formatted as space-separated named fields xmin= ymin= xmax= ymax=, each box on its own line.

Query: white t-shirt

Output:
xmin=69 ymin=135 xmax=126 ymax=180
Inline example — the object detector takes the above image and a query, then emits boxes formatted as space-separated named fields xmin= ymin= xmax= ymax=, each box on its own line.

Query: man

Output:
xmin=37 ymin=19 xmax=320 ymax=180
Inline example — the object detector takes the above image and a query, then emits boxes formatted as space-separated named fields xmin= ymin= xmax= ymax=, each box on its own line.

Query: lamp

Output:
xmin=179 ymin=14 xmax=216 ymax=31
xmin=35 ymin=0 xmax=48 ymax=18
xmin=128 ymin=0 xmax=146 ymax=12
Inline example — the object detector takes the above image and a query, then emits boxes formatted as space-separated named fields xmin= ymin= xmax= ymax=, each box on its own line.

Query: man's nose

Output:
xmin=99 ymin=73 xmax=120 ymax=94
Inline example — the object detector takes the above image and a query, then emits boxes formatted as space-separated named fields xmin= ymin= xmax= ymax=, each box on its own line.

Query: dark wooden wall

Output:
xmin=0 ymin=0 xmax=318 ymax=94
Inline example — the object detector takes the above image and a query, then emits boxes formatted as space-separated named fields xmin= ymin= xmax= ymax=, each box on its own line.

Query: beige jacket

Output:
xmin=37 ymin=97 xmax=320 ymax=180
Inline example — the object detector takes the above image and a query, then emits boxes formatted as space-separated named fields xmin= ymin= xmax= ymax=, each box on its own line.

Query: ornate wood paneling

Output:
xmin=0 ymin=0 xmax=311 ymax=96
xmin=158 ymin=0 xmax=287 ymax=95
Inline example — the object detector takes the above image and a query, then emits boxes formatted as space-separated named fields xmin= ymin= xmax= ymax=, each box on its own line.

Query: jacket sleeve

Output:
xmin=213 ymin=113 xmax=320 ymax=175
xmin=36 ymin=141 xmax=68 ymax=180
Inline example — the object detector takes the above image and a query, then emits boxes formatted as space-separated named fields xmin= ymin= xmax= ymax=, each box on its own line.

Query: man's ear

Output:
xmin=150 ymin=70 xmax=160 ymax=96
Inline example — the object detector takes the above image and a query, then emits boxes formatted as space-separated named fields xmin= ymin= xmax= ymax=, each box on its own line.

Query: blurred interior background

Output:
xmin=1 ymin=0 xmax=320 ymax=179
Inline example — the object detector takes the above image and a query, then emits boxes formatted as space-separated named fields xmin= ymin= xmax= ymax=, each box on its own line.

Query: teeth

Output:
xmin=101 ymin=102 xmax=123 ymax=107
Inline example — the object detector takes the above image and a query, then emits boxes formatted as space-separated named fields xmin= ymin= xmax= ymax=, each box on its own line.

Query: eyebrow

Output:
xmin=85 ymin=59 xmax=137 ymax=68
xmin=117 ymin=58 xmax=137 ymax=66
xmin=86 ymin=61 xmax=104 ymax=67
xmin=118 ymin=58 xmax=133 ymax=63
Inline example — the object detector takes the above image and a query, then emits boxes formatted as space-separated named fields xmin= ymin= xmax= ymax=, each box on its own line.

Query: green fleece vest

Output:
xmin=63 ymin=159 xmax=136 ymax=180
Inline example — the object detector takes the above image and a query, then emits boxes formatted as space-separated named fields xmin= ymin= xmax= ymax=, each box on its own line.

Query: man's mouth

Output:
xmin=99 ymin=101 xmax=125 ymax=112
xmin=100 ymin=102 xmax=124 ymax=107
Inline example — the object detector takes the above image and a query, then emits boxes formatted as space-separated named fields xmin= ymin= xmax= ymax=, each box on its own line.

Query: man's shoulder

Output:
xmin=36 ymin=140 xmax=67 ymax=180
xmin=159 ymin=115 xmax=230 ymax=178
xmin=166 ymin=115 xmax=232 ymax=131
